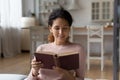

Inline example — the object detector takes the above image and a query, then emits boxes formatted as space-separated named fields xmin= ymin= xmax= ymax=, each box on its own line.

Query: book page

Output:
xmin=57 ymin=51 xmax=79 ymax=57
xmin=36 ymin=51 xmax=56 ymax=55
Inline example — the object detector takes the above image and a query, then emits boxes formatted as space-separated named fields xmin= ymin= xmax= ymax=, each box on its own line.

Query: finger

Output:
xmin=31 ymin=60 xmax=41 ymax=64
xmin=31 ymin=62 xmax=42 ymax=66
xmin=32 ymin=57 xmax=37 ymax=61
xmin=32 ymin=58 xmax=41 ymax=62
xmin=31 ymin=61 xmax=38 ymax=65
xmin=32 ymin=64 xmax=41 ymax=69
xmin=32 ymin=63 xmax=44 ymax=68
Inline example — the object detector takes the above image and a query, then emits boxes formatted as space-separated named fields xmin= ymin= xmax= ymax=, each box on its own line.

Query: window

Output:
xmin=91 ymin=0 xmax=113 ymax=22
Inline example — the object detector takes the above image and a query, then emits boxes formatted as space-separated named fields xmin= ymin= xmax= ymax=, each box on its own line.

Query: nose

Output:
xmin=59 ymin=29 xmax=63 ymax=34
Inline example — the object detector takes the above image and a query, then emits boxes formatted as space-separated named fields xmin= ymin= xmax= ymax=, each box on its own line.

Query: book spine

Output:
xmin=53 ymin=55 xmax=60 ymax=67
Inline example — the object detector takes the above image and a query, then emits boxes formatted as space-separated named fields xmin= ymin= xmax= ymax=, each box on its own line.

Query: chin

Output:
xmin=57 ymin=38 xmax=66 ymax=42
xmin=58 ymin=40 xmax=66 ymax=43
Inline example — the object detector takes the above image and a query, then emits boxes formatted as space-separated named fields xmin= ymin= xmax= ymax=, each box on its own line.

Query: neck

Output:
xmin=54 ymin=41 xmax=70 ymax=45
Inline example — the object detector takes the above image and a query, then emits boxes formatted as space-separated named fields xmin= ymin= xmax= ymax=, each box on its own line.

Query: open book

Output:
xmin=34 ymin=52 xmax=79 ymax=70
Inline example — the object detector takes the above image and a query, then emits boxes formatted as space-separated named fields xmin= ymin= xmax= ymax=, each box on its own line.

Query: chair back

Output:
xmin=87 ymin=25 xmax=104 ymax=42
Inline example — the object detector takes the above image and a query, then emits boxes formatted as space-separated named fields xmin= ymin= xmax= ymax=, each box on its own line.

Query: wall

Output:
xmin=70 ymin=0 xmax=91 ymax=27
xmin=22 ymin=0 xmax=34 ymax=17
xmin=21 ymin=0 xmax=113 ymax=55
xmin=21 ymin=0 xmax=34 ymax=51
xmin=21 ymin=29 xmax=30 ymax=51
xmin=22 ymin=0 xmax=92 ymax=26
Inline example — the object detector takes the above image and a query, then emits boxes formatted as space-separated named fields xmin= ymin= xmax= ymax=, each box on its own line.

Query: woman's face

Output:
xmin=49 ymin=18 xmax=70 ymax=45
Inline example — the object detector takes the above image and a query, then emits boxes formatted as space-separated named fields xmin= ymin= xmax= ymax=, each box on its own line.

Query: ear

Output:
xmin=48 ymin=25 xmax=52 ymax=33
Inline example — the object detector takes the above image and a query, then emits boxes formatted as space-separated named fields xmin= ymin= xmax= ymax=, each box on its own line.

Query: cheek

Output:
xmin=52 ymin=31 xmax=58 ymax=37
xmin=65 ymin=33 xmax=70 ymax=37
xmin=65 ymin=30 xmax=70 ymax=36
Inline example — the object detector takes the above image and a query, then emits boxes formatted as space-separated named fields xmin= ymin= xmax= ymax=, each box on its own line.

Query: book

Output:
xmin=34 ymin=52 xmax=79 ymax=70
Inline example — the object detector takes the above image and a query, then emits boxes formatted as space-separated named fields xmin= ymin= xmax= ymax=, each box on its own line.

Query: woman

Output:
xmin=26 ymin=8 xmax=86 ymax=80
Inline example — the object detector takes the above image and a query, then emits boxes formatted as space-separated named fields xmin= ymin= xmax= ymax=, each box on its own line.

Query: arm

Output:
xmin=25 ymin=69 xmax=39 ymax=80
xmin=25 ymin=58 xmax=43 ymax=80
xmin=26 ymin=45 xmax=46 ymax=80
xmin=76 ymin=46 xmax=86 ymax=80
xmin=53 ymin=67 xmax=76 ymax=80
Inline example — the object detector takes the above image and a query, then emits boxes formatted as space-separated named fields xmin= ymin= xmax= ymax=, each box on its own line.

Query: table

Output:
xmin=22 ymin=26 xmax=113 ymax=59
xmin=72 ymin=27 xmax=113 ymax=36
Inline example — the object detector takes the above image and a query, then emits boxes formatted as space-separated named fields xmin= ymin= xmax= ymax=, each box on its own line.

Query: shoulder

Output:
xmin=69 ymin=42 xmax=85 ymax=54
xmin=70 ymin=42 xmax=84 ymax=50
xmin=36 ymin=43 xmax=53 ymax=52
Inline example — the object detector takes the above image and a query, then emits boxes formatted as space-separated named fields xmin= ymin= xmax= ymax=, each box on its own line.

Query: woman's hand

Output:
xmin=31 ymin=58 xmax=43 ymax=77
xmin=53 ymin=67 xmax=75 ymax=80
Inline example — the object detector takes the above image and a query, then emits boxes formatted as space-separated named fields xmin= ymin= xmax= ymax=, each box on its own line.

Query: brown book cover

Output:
xmin=34 ymin=52 xmax=79 ymax=70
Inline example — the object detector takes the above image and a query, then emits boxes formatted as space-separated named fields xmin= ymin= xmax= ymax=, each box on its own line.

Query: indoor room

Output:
xmin=0 ymin=0 xmax=119 ymax=80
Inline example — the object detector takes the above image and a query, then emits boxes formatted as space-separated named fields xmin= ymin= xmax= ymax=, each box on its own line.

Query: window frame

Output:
xmin=91 ymin=0 xmax=113 ymax=22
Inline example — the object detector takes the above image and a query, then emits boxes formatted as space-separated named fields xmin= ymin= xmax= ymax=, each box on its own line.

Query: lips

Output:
xmin=58 ymin=35 xmax=65 ymax=38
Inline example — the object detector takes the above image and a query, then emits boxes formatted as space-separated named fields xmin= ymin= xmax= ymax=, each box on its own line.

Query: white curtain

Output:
xmin=0 ymin=0 xmax=22 ymax=57
xmin=0 ymin=27 xmax=1 ymax=55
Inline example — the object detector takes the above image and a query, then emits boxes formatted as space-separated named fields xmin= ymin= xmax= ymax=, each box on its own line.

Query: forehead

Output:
xmin=52 ymin=18 xmax=69 ymax=26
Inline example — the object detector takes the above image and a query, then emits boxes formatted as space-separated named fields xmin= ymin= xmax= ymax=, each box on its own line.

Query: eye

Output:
xmin=54 ymin=27 xmax=60 ymax=30
xmin=63 ymin=27 xmax=69 ymax=30
xmin=63 ymin=27 xmax=68 ymax=30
